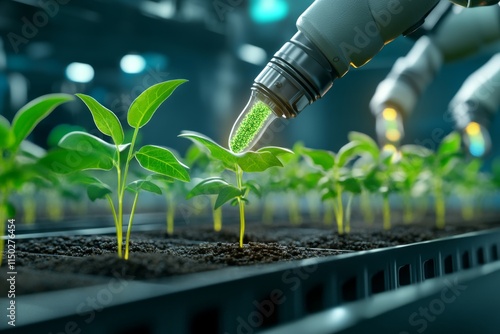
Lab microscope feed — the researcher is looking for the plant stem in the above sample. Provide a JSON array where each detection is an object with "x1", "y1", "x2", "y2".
[
  {"x1": 383, "y1": 193, "x2": 391, "y2": 230},
  {"x1": 262, "y1": 195, "x2": 274, "y2": 225},
  {"x1": 434, "y1": 177, "x2": 445, "y2": 229},
  {"x1": 210, "y1": 197, "x2": 222, "y2": 232},
  {"x1": 236, "y1": 165, "x2": 245, "y2": 248},
  {"x1": 166, "y1": 192, "x2": 175, "y2": 235},
  {"x1": 116, "y1": 127, "x2": 140, "y2": 259},
  {"x1": 323, "y1": 200, "x2": 333, "y2": 226},
  {"x1": 288, "y1": 193, "x2": 301, "y2": 225},
  {"x1": 345, "y1": 194, "x2": 354, "y2": 234},
  {"x1": 403, "y1": 192, "x2": 413, "y2": 224},
  {"x1": 460, "y1": 194, "x2": 474, "y2": 221},
  {"x1": 124, "y1": 192, "x2": 139, "y2": 260},
  {"x1": 106, "y1": 194, "x2": 121, "y2": 258},
  {"x1": 360, "y1": 188, "x2": 374, "y2": 225},
  {"x1": 335, "y1": 184, "x2": 344, "y2": 235}
]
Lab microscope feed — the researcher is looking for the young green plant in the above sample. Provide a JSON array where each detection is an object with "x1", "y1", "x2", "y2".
[
  {"x1": 41, "y1": 80, "x2": 190, "y2": 259},
  {"x1": 0, "y1": 94, "x2": 73, "y2": 266},
  {"x1": 181, "y1": 131, "x2": 292, "y2": 247},
  {"x1": 301, "y1": 140, "x2": 362, "y2": 234}
]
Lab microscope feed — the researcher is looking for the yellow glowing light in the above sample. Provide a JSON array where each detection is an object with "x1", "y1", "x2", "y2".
[
  {"x1": 382, "y1": 144, "x2": 397, "y2": 153},
  {"x1": 465, "y1": 122, "x2": 481, "y2": 136},
  {"x1": 385, "y1": 129, "x2": 401, "y2": 142},
  {"x1": 382, "y1": 108, "x2": 398, "y2": 121}
]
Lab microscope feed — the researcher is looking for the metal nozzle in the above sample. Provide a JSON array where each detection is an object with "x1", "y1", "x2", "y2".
[{"x1": 252, "y1": 31, "x2": 338, "y2": 119}]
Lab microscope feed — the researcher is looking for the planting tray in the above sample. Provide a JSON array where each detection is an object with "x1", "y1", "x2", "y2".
[{"x1": 1, "y1": 226, "x2": 500, "y2": 334}]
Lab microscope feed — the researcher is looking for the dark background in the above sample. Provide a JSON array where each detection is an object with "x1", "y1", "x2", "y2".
[{"x1": 0, "y1": 0, "x2": 499, "y2": 166}]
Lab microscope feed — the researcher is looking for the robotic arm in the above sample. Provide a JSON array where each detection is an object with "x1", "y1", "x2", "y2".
[
  {"x1": 450, "y1": 53, "x2": 500, "y2": 157},
  {"x1": 370, "y1": 4, "x2": 500, "y2": 149},
  {"x1": 229, "y1": 0, "x2": 500, "y2": 153}
]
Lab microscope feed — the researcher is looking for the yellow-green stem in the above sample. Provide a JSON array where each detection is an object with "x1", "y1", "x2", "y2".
[
  {"x1": 360, "y1": 188, "x2": 374, "y2": 225},
  {"x1": 335, "y1": 185, "x2": 344, "y2": 235},
  {"x1": 47, "y1": 190, "x2": 63, "y2": 222},
  {"x1": 124, "y1": 192, "x2": 139, "y2": 260},
  {"x1": 403, "y1": 193, "x2": 413, "y2": 224},
  {"x1": 460, "y1": 195, "x2": 474, "y2": 221},
  {"x1": 345, "y1": 194, "x2": 353, "y2": 234},
  {"x1": 116, "y1": 127, "x2": 140, "y2": 259},
  {"x1": 383, "y1": 194, "x2": 391, "y2": 230},
  {"x1": 213, "y1": 208, "x2": 222, "y2": 232},
  {"x1": 236, "y1": 166, "x2": 245, "y2": 248},
  {"x1": 166, "y1": 193, "x2": 175, "y2": 235},
  {"x1": 435, "y1": 178, "x2": 445, "y2": 229},
  {"x1": 288, "y1": 193, "x2": 301, "y2": 225},
  {"x1": 106, "y1": 195, "x2": 121, "y2": 258},
  {"x1": 262, "y1": 196, "x2": 274, "y2": 225},
  {"x1": 323, "y1": 201, "x2": 333, "y2": 226},
  {"x1": 23, "y1": 196, "x2": 36, "y2": 225}
]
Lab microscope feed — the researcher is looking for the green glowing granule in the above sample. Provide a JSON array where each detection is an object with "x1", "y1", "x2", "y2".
[{"x1": 230, "y1": 101, "x2": 272, "y2": 153}]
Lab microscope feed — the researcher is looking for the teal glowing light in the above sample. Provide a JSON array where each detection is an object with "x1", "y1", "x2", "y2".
[
  {"x1": 465, "y1": 122, "x2": 486, "y2": 157},
  {"x1": 469, "y1": 137, "x2": 485, "y2": 157},
  {"x1": 250, "y1": 0, "x2": 289, "y2": 24}
]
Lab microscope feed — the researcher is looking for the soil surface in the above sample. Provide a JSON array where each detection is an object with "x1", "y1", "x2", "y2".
[{"x1": 2, "y1": 217, "x2": 500, "y2": 295}]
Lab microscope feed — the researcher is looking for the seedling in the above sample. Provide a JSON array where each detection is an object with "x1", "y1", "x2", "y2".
[
  {"x1": 42, "y1": 80, "x2": 190, "y2": 259},
  {"x1": 0, "y1": 94, "x2": 73, "y2": 265},
  {"x1": 426, "y1": 132, "x2": 462, "y2": 228},
  {"x1": 181, "y1": 131, "x2": 292, "y2": 247},
  {"x1": 301, "y1": 140, "x2": 361, "y2": 234}
]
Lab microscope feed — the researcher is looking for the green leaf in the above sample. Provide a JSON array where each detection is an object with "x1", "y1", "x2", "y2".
[
  {"x1": 256, "y1": 146, "x2": 294, "y2": 158},
  {"x1": 40, "y1": 148, "x2": 114, "y2": 174},
  {"x1": 337, "y1": 141, "x2": 361, "y2": 167},
  {"x1": 76, "y1": 94, "x2": 124, "y2": 145},
  {"x1": 47, "y1": 124, "x2": 87, "y2": 148},
  {"x1": 126, "y1": 180, "x2": 162, "y2": 195},
  {"x1": 340, "y1": 177, "x2": 362, "y2": 194},
  {"x1": 148, "y1": 174, "x2": 176, "y2": 185},
  {"x1": 186, "y1": 177, "x2": 230, "y2": 199},
  {"x1": 215, "y1": 186, "x2": 243, "y2": 209},
  {"x1": 0, "y1": 115, "x2": 13, "y2": 149},
  {"x1": 135, "y1": 145, "x2": 190, "y2": 182},
  {"x1": 179, "y1": 131, "x2": 237, "y2": 170},
  {"x1": 59, "y1": 131, "x2": 117, "y2": 165},
  {"x1": 128, "y1": 79, "x2": 187, "y2": 128},
  {"x1": 244, "y1": 180, "x2": 262, "y2": 198},
  {"x1": 400, "y1": 144, "x2": 433, "y2": 158},
  {"x1": 11, "y1": 94, "x2": 74, "y2": 149},
  {"x1": 301, "y1": 148, "x2": 335, "y2": 171},
  {"x1": 87, "y1": 183, "x2": 112, "y2": 201},
  {"x1": 348, "y1": 131, "x2": 379, "y2": 160},
  {"x1": 437, "y1": 131, "x2": 461, "y2": 157},
  {"x1": 237, "y1": 151, "x2": 283, "y2": 172}
]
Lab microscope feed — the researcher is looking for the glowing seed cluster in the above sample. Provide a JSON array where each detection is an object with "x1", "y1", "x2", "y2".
[{"x1": 230, "y1": 101, "x2": 272, "y2": 153}]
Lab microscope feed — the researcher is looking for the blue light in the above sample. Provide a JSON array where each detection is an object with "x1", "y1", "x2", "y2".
[
  {"x1": 65, "y1": 62, "x2": 94, "y2": 83},
  {"x1": 469, "y1": 142, "x2": 485, "y2": 158},
  {"x1": 250, "y1": 0, "x2": 289, "y2": 24}
]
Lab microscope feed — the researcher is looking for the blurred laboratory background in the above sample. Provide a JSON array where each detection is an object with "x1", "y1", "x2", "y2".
[{"x1": 0, "y1": 0, "x2": 499, "y2": 165}]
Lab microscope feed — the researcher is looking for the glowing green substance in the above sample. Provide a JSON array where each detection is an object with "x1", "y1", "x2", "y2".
[{"x1": 230, "y1": 101, "x2": 272, "y2": 153}]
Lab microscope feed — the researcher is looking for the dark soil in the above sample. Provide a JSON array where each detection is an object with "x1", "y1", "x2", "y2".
[{"x1": 3, "y1": 218, "x2": 499, "y2": 295}]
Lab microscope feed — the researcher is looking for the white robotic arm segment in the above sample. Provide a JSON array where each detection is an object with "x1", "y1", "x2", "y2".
[
  {"x1": 449, "y1": 53, "x2": 500, "y2": 157},
  {"x1": 297, "y1": 0, "x2": 440, "y2": 77},
  {"x1": 433, "y1": 6, "x2": 500, "y2": 61},
  {"x1": 370, "y1": 36, "x2": 443, "y2": 117},
  {"x1": 450, "y1": 53, "x2": 500, "y2": 129}
]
